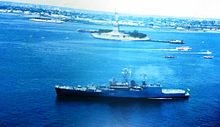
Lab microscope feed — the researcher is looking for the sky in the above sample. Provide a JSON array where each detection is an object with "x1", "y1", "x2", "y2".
[{"x1": 1, "y1": 0, "x2": 220, "y2": 19}]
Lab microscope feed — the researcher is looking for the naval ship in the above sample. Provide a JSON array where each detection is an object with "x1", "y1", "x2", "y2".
[{"x1": 55, "y1": 68, "x2": 190, "y2": 99}]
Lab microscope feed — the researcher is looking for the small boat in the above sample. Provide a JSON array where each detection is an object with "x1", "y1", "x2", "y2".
[
  {"x1": 203, "y1": 56, "x2": 214, "y2": 59},
  {"x1": 169, "y1": 40, "x2": 184, "y2": 44},
  {"x1": 176, "y1": 46, "x2": 192, "y2": 51},
  {"x1": 205, "y1": 50, "x2": 212, "y2": 55},
  {"x1": 164, "y1": 56, "x2": 175, "y2": 58}
]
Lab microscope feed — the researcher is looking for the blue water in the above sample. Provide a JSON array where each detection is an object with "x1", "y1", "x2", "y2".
[{"x1": 0, "y1": 12, "x2": 220, "y2": 127}]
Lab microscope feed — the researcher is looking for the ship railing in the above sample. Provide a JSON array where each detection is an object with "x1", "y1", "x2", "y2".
[
  {"x1": 55, "y1": 85, "x2": 74, "y2": 90},
  {"x1": 110, "y1": 85, "x2": 130, "y2": 89},
  {"x1": 74, "y1": 87, "x2": 87, "y2": 91},
  {"x1": 145, "y1": 83, "x2": 161, "y2": 87},
  {"x1": 72, "y1": 85, "x2": 87, "y2": 91},
  {"x1": 162, "y1": 89, "x2": 185, "y2": 94},
  {"x1": 130, "y1": 88, "x2": 141, "y2": 91},
  {"x1": 95, "y1": 89, "x2": 102, "y2": 93}
]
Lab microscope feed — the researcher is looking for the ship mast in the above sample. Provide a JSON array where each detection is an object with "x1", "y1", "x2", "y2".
[
  {"x1": 141, "y1": 73, "x2": 147, "y2": 85},
  {"x1": 122, "y1": 68, "x2": 131, "y2": 83}
]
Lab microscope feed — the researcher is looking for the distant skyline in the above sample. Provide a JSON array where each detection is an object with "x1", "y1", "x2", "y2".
[{"x1": 1, "y1": 0, "x2": 220, "y2": 19}]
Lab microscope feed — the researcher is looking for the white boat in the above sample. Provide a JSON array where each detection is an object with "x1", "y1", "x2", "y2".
[
  {"x1": 176, "y1": 46, "x2": 192, "y2": 51},
  {"x1": 203, "y1": 56, "x2": 214, "y2": 59},
  {"x1": 164, "y1": 56, "x2": 175, "y2": 58},
  {"x1": 29, "y1": 18, "x2": 64, "y2": 23},
  {"x1": 205, "y1": 50, "x2": 212, "y2": 55},
  {"x1": 170, "y1": 40, "x2": 184, "y2": 44}
]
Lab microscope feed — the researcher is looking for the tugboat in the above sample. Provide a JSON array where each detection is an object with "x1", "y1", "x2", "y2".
[
  {"x1": 169, "y1": 40, "x2": 184, "y2": 44},
  {"x1": 164, "y1": 56, "x2": 175, "y2": 59},
  {"x1": 203, "y1": 56, "x2": 214, "y2": 59},
  {"x1": 176, "y1": 46, "x2": 192, "y2": 51},
  {"x1": 55, "y1": 68, "x2": 190, "y2": 99}
]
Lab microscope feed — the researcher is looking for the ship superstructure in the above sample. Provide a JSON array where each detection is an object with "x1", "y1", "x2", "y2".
[{"x1": 55, "y1": 68, "x2": 190, "y2": 99}]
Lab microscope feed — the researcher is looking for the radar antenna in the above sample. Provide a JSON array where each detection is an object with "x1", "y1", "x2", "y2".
[{"x1": 122, "y1": 68, "x2": 131, "y2": 83}]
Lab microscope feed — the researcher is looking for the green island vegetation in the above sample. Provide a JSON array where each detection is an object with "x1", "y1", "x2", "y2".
[
  {"x1": 125, "y1": 30, "x2": 147, "y2": 38},
  {"x1": 96, "y1": 29, "x2": 112, "y2": 33}
]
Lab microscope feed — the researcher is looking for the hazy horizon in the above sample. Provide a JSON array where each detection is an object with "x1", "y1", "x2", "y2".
[{"x1": 1, "y1": 0, "x2": 220, "y2": 19}]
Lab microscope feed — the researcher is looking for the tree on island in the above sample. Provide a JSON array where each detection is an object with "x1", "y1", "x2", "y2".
[{"x1": 127, "y1": 30, "x2": 147, "y2": 38}]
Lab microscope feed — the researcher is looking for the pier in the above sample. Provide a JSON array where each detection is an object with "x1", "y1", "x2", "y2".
[{"x1": 147, "y1": 39, "x2": 184, "y2": 44}]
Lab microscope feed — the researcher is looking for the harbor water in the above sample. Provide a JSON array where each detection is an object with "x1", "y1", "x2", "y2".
[{"x1": 0, "y1": 12, "x2": 220, "y2": 127}]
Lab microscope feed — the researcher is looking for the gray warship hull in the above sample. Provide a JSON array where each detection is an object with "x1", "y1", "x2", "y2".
[{"x1": 55, "y1": 85, "x2": 189, "y2": 99}]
